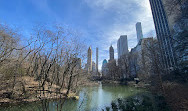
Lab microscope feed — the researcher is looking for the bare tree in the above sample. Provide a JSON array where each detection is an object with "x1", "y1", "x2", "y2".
[
  {"x1": 163, "y1": 0, "x2": 186, "y2": 18},
  {"x1": 118, "y1": 54, "x2": 130, "y2": 79},
  {"x1": 141, "y1": 38, "x2": 165, "y2": 93},
  {"x1": 107, "y1": 60, "x2": 118, "y2": 80},
  {"x1": 0, "y1": 23, "x2": 87, "y2": 101},
  {"x1": 164, "y1": 0, "x2": 188, "y2": 78}
]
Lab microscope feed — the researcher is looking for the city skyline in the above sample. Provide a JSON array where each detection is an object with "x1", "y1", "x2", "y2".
[
  {"x1": 0, "y1": 0, "x2": 156, "y2": 70},
  {"x1": 0, "y1": 0, "x2": 186, "y2": 110}
]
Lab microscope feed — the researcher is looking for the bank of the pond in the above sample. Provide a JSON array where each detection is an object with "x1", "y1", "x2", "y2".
[
  {"x1": 97, "y1": 79, "x2": 188, "y2": 111},
  {"x1": 0, "y1": 92, "x2": 76, "y2": 106},
  {"x1": 101, "y1": 79, "x2": 150, "y2": 89},
  {"x1": 1, "y1": 81, "x2": 173, "y2": 111},
  {"x1": 0, "y1": 83, "x2": 147, "y2": 111},
  {"x1": 0, "y1": 77, "x2": 99, "y2": 106}
]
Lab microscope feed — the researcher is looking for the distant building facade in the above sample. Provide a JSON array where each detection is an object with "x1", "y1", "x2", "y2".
[
  {"x1": 117, "y1": 35, "x2": 129, "y2": 59},
  {"x1": 96, "y1": 47, "x2": 99, "y2": 75},
  {"x1": 102, "y1": 59, "x2": 108, "y2": 77},
  {"x1": 136, "y1": 22, "x2": 143, "y2": 43},
  {"x1": 129, "y1": 37, "x2": 158, "y2": 78},
  {"x1": 149, "y1": 0, "x2": 176, "y2": 70},
  {"x1": 92, "y1": 61, "x2": 96, "y2": 73},
  {"x1": 87, "y1": 47, "x2": 92, "y2": 72},
  {"x1": 129, "y1": 41, "x2": 141, "y2": 77},
  {"x1": 109, "y1": 45, "x2": 114, "y2": 61}
]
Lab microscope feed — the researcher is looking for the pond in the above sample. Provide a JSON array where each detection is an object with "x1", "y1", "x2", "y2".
[{"x1": 1, "y1": 83, "x2": 165, "y2": 111}]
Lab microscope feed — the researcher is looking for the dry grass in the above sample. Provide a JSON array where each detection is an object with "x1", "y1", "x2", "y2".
[
  {"x1": 163, "y1": 82, "x2": 188, "y2": 111},
  {"x1": 0, "y1": 76, "x2": 68, "y2": 104},
  {"x1": 0, "y1": 75, "x2": 98, "y2": 105}
]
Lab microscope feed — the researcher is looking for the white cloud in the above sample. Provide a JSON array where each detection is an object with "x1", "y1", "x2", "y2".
[{"x1": 82, "y1": 0, "x2": 156, "y2": 69}]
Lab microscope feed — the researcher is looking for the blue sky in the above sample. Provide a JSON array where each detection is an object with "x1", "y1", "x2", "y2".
[{"x1": 0, "y1": 0, "x2": 156, "y2": 70}]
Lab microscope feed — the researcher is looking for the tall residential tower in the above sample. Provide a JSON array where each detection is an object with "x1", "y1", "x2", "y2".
[
  {"x1": 136, "y1": 22, "x2": 143, "y2": 43},
  {"x1": 109, "y1": 45, "x2": 114, "y2": 61},
  {"x1": 87, "y1": 47, "x2": 92, "y2": 72},
  {"x1": 117, "y1": 35, "x2": 129, "y2": 59}
]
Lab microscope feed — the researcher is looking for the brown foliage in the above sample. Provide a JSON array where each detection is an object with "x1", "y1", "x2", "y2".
[{"x1": 163, "y1": 82, "x2": 188, "y2": 111}]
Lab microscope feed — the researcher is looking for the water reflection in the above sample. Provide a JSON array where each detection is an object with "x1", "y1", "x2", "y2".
[
  {"x1": 1, "y1": 84, "x2": 144, "y2": 111},
  {"x1": 77, "y1": 83, "x2": 143, "y2": 110}
]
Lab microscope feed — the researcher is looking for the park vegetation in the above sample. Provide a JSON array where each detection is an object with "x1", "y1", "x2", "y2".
[
  {"x1": 101, "y1": 1, "x2": 188, "y2": 110},
  {"x1": 0, "y1": 23, "x2": 90, "y2": 104}
]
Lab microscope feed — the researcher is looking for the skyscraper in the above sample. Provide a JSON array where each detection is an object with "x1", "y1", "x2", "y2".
[
  {"x1": 96, "y1": 47, "x2": 98, "y2": 75},
  {"x1": 102, "y1": 59, "x2": 108, "y2": 77},
  {"x1": 117, "y1": 35, "x2": 129, "y2": 59},
  {"x1": 92, "y1": 61, "x2": 96, "y2": 72},
  {"x1": 149, "y1": 0, "x2": 176, "y2": 69},
  {"x1": 109, "y1": 45, "x2": 114, "y2": 61},
  {"x1": 136, "y1": 22, "x2": 143, "y2": 43},
  {"x1": 87, "y1": 47, "x2": 92, "y2": 72}
]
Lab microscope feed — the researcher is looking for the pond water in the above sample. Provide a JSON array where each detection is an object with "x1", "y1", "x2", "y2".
[{"x1": 0, "y1": 83, "x2": 147, "y2": 111}]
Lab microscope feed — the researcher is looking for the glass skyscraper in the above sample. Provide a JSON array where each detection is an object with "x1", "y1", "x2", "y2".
[
  {"x1": 136, "y1": 22, "x2": 143, "y2": 43},
  {"x1": 117, "y1": 35, "x2": 129, "y2": 59},
  {"x1": 149, "y1": 0, "x2": 176, "y2": 70}
]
